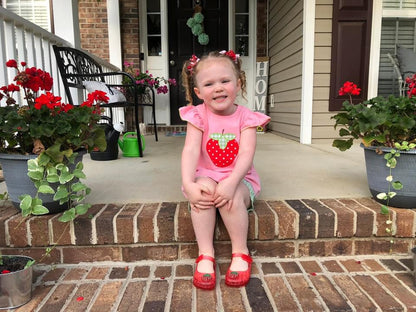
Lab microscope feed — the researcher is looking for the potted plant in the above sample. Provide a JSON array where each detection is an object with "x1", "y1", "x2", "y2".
[
  {"x1": 0, "y1": 59, "x2": 107, "y2": 217},
  {"x1": 122, "y1": 61, "x2": 176, "y2": 132},
  {"x1": 0, "y1": 59, "x2": 107, "y2": 308},
  {"x1": 123, "y1": 61, "x2": 176, "y2": 95},
  {"x1": 332, "y1": 80, "x2": 416, "y2": 209}
]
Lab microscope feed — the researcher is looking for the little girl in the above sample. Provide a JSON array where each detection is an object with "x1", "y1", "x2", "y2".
[{"x1": 180, "y1": 50, "x2": 270, "y2": 290}]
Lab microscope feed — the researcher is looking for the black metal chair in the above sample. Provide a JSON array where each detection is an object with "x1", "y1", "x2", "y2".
[{"x1": 53, "y1": 45, "x2": 158, "y2": 157}]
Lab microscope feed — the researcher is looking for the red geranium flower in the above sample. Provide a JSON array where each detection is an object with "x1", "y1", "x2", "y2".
[
  {"x1": 6, "y1": 59, "x2": 17, "y2": 68},
  {"x1": 338, "y1": 81, "x2": 361, "y2": 96},
  {"x1": 34, "y1": 92, "x2": 62, "y2": 110}
]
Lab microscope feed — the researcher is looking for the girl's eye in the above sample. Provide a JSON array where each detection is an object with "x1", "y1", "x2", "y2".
[
  {"x1": 204, "y1": 82, "x2": 213, "y2": 87},
  {"x1": 222, "y1": 79, "x2": 230, "y2": 84}
]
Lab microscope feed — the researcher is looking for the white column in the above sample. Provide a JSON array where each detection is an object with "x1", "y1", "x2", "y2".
[
  {"x1": 300, "y1": 0, "x2": 315, "y2": 144},
  {"x1": 52, "y1": 0, "x2": 80, "y2": 48},
  {"x1": 368, "y1": 0, "x2": 383, "y2": 99},
  {"x1": 107, "y1": 0, "x2": 122, "y2": 69}
]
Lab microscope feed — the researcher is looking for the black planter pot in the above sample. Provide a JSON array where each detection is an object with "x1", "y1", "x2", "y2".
[
  {"x1": 362, "y1": 145, "x2": 416, "y2": 208},
  {"x1": 0, "y1": 151, "x2": 85, "y2": 214}
]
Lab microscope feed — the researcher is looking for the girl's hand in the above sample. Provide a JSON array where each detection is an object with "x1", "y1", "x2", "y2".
[
  {"x1": 184, "y1": 182, "x2": 215, "y2": 212},
  {"x1": 214, "y1": 178, "x2": 238, "y2": 210}
]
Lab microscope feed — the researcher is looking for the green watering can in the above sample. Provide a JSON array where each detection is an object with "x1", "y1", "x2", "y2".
[{"x1": 118, "y1": 132, "x2": 145, "y2": 157}]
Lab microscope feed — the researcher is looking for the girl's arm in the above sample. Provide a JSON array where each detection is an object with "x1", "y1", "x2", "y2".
[
  {"x1": 214, "y1": 127, "x2": 257, "y2": 208},
  {"x1": 181, "y1": 123, "x2": 214, "y2": 208}
]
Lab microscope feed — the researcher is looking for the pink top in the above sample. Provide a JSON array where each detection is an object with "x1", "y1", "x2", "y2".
[{"x1": 179, "y1": 103, "x2": 270, "y2": 195}]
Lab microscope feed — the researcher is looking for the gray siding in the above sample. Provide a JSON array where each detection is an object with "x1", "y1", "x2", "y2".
[
  {"x1": 268, "y1": 0, "x2": 303, "y2": 140},
  {"x1": 311, "y1": 0, "x2": 339, "y2": 143}
]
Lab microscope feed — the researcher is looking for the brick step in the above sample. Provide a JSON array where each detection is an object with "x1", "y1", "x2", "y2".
[{"x1": 0, "y1": 198, "x2": 415, "y2": 265}]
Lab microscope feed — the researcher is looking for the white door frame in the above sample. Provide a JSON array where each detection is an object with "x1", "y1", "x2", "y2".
[{"x1": 140, "y1": 0, "x2": 257, "y2": 125}]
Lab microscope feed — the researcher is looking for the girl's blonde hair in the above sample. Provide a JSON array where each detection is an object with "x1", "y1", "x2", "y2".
[{"x1": 181, "y1": 50, "x2": 247, "y2": 105}]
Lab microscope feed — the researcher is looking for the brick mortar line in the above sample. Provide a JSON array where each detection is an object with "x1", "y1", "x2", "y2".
[
  {"x1": 265, "y1": 201, "x2": 280, "y2": 237},
  {"x1": 274, "y1": 262, "x2": 304, "y2": 310},
  {"x1": 153, "y1": 203, "x2": 162, "y2": 243},
  {"x1": 255, "y1": 260, "x2": 280, "y2": 312},
  {"x1": 90, "y1": 204, "x2": 107, "y2": 245},
  {"x1": 112, "y1": 204, "x2": 124, "y2": 244},
  {"x1": 134, "y1": 203, "x2": 144, "y2": 243},
  {"x1": 298, "y1": 258, "x2": 356, "y2": 312},
  {"x1": 112, "y1": 262, "x2": 135, "y2": 309},
  {"x1": 163, "y1": 264, "x2": 176, "y2": 312}
]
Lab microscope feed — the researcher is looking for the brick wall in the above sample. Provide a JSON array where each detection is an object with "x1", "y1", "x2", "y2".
[
  {"x1": 78, "y1": 0, "x2": 110, "y2": 61},
  {"x1": 119, "y1": 0, "x2": 141, "y2": 70},
  {"x1": 257, "y1": 0, "x2": 268, "y2": 57},
  {"x1": 1, "y1": 198, "x2": 415, "y2": 265}
]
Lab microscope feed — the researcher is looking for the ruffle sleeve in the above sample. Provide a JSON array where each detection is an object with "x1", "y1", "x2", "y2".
[
  {"x1": 241, "y1": 109, "x2": 271, "y2": 130},
  {"x1": 179, "y1": 105, "x2": 204, "y2": 130}
]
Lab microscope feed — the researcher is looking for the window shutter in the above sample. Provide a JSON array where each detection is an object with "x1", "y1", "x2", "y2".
[{"x1": 329, "y1": 0, "x2": 373, "y2": 111}]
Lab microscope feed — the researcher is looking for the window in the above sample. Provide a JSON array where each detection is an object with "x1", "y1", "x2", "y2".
[
  {"x1": 378, "y1": 0, "x2": 416, "y2": 97},
  {"x1": 235, "y1": 0, "x2": 249, "y2": 56},
  {"x1": 146, "y1": 0, "x2": 161, "y2": 56},
  {"x1": 4, "y1": 0, "x2": 51, "y2": 32}
]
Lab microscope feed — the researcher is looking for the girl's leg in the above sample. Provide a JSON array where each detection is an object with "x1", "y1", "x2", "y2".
[
  {"x1": 191, "y1": 177, "x2": 217, "y2": 273},
  {"x1": 218, "y1": 182, "x2": 251, "y2": 271}
]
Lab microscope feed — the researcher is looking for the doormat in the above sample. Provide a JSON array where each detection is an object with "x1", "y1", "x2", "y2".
[{"x1": 166, "y1": 131, "x2": 186, "y2": 137}]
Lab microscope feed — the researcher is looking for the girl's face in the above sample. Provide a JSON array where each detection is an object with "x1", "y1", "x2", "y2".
[{"x1": 193, "y1": 58, "x2": 241, "y2": 116}]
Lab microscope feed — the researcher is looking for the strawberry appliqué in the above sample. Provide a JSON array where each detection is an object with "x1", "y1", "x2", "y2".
[{"x1": 207, "y1": 131, "x2": 239, "y2": 167}]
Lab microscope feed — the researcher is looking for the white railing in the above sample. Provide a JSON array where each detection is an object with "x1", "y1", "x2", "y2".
[{"x1": 0, "y1": 6, "x2": 124, "y2": 123}]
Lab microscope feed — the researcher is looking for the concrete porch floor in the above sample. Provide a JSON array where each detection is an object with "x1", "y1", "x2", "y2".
[{"x1": 79, "y1": 132, "x2": 371, "y2": 205}]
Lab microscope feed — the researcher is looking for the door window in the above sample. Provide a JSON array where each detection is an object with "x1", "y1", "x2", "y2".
[
  {"x1": 235, "y1": 0, "x2": 249, "y2": 56},
  {"x1": 146, "y1": 0, "x2": 161, "y2": 56}
]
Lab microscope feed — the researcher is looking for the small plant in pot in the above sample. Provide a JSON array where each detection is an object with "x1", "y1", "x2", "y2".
[
  {"x1": 0, "y1": 59, "x2": 107, "y2": 218},
  {"x1": 332, "y1": 79, "x2": 416, "y2": 211}
]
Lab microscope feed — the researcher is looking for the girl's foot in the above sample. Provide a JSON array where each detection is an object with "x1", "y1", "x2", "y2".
[
  {"x1": 225, "y1": 253, "x2": 252, "y2": 287},
  {"x1": 193, "y1": 255, "x2": 216, "y2": 290}
]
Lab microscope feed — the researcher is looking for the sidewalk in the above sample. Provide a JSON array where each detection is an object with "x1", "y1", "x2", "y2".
[{"x1": 18, "y1": 254, "x2": 416, "y2": 311}]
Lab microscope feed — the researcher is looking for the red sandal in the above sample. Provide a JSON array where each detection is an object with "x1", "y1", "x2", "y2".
[
  {"x1": 225, "y1": 253, "x2": 252, "y2": 287},
  {"x1": 193, "y1": 255, "x2": 216, "y2": 290}
]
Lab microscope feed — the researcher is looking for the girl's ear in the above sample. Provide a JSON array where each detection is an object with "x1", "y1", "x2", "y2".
[
  {"x1": 237, "y1": 79, "x2": 242, "y2": 92},
  {"x1": 194, "y1": 87, "x2": 202, "y2": 99}
]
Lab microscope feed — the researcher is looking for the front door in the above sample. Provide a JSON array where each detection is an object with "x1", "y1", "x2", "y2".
[{"x1": 168, "y1": 0, "x2": 229, "y2": 124}]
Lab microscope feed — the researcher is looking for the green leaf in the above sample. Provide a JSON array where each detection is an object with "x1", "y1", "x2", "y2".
[
  {"x1": 392, "y1": 181, "x2": 403, "y2": 190},
  {"x1": 75, "y1": 203, "x2": 91, "y2": 215},
  {"x1": 338, "y1": 128, "x2": 351, "y2": 137},
  {"x1": 27, "y1": 159, "x2": 38, "y2": 171},
  {"x1": 59, "y1": 208, "x2": 76, "y2": 222},
  {"x1": 73, "y1": 169, "x2": 86, "y2": 179},
  {"x1": 332, "y1": 139, "x2": 353, "y2": 151},
  {"x1": 54, "y1": 186, "x2": 69, "y2": 201},
  {"x1": 71, "y1": 182, "x2": 87, "y2": 192},
  {"x1": 38, "y1": 185, "x2": 55, "y2": 194},
  {"x1": 27, "y1": 170, "x2": 44, "y2": 181},
  {"x1": 38, "y1": 152, "x2": 51, "y2": 166},
  {"x1": 32, "y1": 205, "x2": 49, "y2": 215},
  {"x1": 59, "y1": 172, "x2": 74, "y2": 184},
  {"x1": 24, "y1": 260, "x2": 35, "y2": 269},
  {"x1": 46, "y1": 174, "x2": 59, "y2": 183},
  {"x1": 19, "y1": 195, "x2": 32, "y2": 215},
  {"x1": 380, "y1": 205, "x2": 389, "y2": 215}
]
